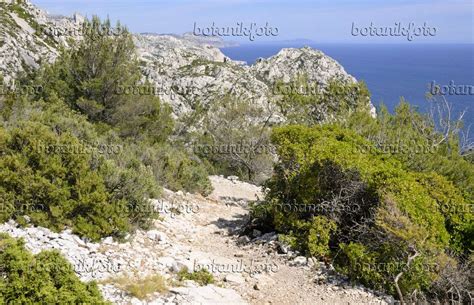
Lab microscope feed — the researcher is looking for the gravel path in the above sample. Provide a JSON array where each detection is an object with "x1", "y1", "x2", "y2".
[{"x1": 161, "y1": 176, "x2": 393, "y2": 305}]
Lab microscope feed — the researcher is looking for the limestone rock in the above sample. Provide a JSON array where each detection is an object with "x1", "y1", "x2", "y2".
[
  {"x1": 0, "y1": 1, "x2": 375, "y2": 120},
  {"x1": 170, "y1": 285, "x2": 248, "y2": 305}
]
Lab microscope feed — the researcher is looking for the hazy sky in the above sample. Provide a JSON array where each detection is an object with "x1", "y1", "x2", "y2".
[{"x1": 31, "y1": 0, "x2": 473, "y2": 43}]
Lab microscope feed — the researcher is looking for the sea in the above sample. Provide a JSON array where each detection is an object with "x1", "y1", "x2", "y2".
[{"x1": 221, "y1": 43, "x2": 474, "y2": 129}]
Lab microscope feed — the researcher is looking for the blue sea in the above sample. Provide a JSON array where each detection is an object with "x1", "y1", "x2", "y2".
[{"x1": 221, "y1": 43, "x2": 474, "y2": 128}]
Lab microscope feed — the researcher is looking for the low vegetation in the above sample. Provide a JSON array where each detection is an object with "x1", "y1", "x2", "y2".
[
  {"x1": 104, "y1": 274, "x2": 168, "y2": 300},
  {"x1": 250, "y1": 99, "x2": 473, "y2": 302},
  {"x1": 0, "y1": 17, "x2": 211, "y2": 242},
  {"x1": 177, "y1": 267, "x2": 215, "y2": 286},
  {"x1": 0, "y1": 233, "x2": 108, "y2": 304}
]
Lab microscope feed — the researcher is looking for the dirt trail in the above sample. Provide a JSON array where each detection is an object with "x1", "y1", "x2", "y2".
[{"x1": 159, "y1": 176, "x2": 392, "y2": 305}]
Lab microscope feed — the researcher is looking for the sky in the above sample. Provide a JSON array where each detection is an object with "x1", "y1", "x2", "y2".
[{"x1": 31, "y1": 0, "x2": 473, "y2": 43}]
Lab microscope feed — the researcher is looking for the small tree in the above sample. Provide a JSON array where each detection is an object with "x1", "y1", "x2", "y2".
[
  {"x1": 197, "y1": 95, "x2": 275, "y2": 183},
  {"x1": 425, "y1": 91, "x2": 474, "y2": 165},
  {"x1": 35, "y1": 16, "x2": 172, "y2": 144}
]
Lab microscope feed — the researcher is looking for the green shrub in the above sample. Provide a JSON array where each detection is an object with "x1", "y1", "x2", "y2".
[
  {"x1": 335, "y1": 242, "x2": 386, "y2": 291},
  {"x1": 274, "y1": 76, "x2": 371, "y2": 125},
  {"x1": 307, "y1": 216, "x2": 337, "y2": 258},
  {"x1": 20, "y1": 16, "x2": 209, "y2": 197},
  {"x1": 345, "y1": 102, "x2": 474, "y2": 203},
  {"x1": 0, "y1": 121, "x2": 159, "y2": 241},
  {"x1": 252, "y1": 124, "x2": 471, "y2": 301},
  {"x1": 35, "y1": 17, "x2": 138, "y2": 121},
  {"x1": 0, "y1": 233, "x2": 108, "y2": 304},
  {"x1": 415, "y1": 172, "x2": 473, "y2": 252},
  {"x1": 139, "y1": 143, "x2": 212, "y2": 195},
  {"x1": 32, "y1": 17, "x2": 174, "y2": 145},
  {"x1": 177, "y1": 267, "x2": 215, "y2": 286}
]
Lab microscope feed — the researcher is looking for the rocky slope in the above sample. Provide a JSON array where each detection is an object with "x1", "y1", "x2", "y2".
[
  {"x1": 0, "y1": 0, "x2": 83, "y2": 83},
  {"x1": 136, "y1": 37, "x2": 366, "y2": 117},
  {"x1": 0, "y1": 176, "x2": 394, "y2": 305},
  {"x1": 0, "y1": 0, "x2": 374, "y2": 117}
]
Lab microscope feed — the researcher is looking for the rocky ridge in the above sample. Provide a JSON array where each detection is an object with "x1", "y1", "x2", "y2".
[
  {"x1": 0, "y1": 0, "x2": 84, "y2": 83},
  {"x1": 134, "y1": 36, "x2": 367, "y2": 116},
  {"x1": 0, "y1": 0, "x2": 375, "y2": 117}
]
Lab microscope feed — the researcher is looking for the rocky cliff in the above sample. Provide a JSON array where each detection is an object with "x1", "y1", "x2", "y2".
[
  {"x1": 0, "y1": 0, "x2": 84, "y2": 83},
  {"x1": 0, "y1": 0, "x2": 374, "y2": 117}
]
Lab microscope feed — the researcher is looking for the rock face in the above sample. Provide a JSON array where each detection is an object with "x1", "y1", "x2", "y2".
[
  {"x1": 134, "y1": 36, "x2": 371, "y2": 117},
  {"x1": 0, "y1": 0, "x2": 82, "y2": 83},
  {"x1": 251, "y1": 47, "x2": 355, "y2": 85},
  {"x1": 0, "y1": 0, "x2": 375, "y2": 118}
]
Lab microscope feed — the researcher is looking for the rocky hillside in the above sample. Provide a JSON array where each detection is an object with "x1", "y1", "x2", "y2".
[
  {"x1": 0, "y1": 0, "x2": 83, "y2": 83},
  {"x1": 0, "y1": 0, "x2": 374, "y2": 117}
]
